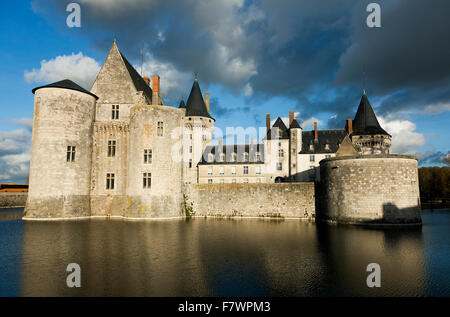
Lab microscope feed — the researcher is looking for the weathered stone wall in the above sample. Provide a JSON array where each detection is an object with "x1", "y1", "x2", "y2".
[
  {"x1": 184, "y1": 183, "x2": 315, "y2": 219},
  {"x1": 25, "y1": 88, "x2": 96, "y2": 219},
  {"x1": 0, "y1": 193, "x2": 27, "y2": 209},
  {"x1": 318, "y1": 155, "x2": 421, "y2": 225}
]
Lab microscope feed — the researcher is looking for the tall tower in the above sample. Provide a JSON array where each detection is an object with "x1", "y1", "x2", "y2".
[
  {"x1": 288, "y1": 111, "x2": 302, "y2": 181},
  {"x1": 350, "y1": 92, "x2": 391, "y2": 154},
  {"x1": 25, "y1": 80, "x2": 97, "y2": 218},
  {"x1": 182, "y1": 74, "x2": 215, "y2": 184}
]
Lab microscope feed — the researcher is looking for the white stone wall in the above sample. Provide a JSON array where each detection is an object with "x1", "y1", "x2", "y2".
[{"x1": 25, "y1": 88, "x2": 96, "y2": 218}]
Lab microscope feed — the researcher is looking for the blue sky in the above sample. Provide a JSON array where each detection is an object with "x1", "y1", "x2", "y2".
[{"x1": 0, "y1": 0, "x2": 449, "y2": 183}]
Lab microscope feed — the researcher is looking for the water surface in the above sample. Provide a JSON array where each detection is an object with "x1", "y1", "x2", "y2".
[{"x1": 0, "y1": 209, "x2": 449, "y2": 296}]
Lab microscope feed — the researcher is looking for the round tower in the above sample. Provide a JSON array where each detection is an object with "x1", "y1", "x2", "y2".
[
  {"x1": 24, "y1": 80, "x2": 98, "y2": 219},
  {"x1": 318, "y1": 155, "x2": 422, "y2": 226},
  {"x1": 126, "y1": 105, "x2": 184, "y2": 218}
]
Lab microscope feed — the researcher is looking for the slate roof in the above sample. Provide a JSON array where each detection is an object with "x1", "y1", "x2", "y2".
[
  {"x1": 120, "y1": 52, "x2": 153, "y2": 104},
  {"x1": 289, "y1": 119, "x2": 302, "y2": 129},
  {"x1": 299, "y1": 130, "x2": 347, "y2": 154},
  {"x1": 265, "y1": 117, "x2": 290, "y2": 140},
  {"x1": 179, "y1": 98, "x2": 186, "y2": 108},
  {"x1": 32, "y1": 79, "x2": 99, "y2": 99},
  {"x1": 198, "y1": 144, "x2": 265, "y2": 165},
  {"x1": 352, "y1": 93, "x2": 390, "y2": 136},
  {"x1": 185, "y1": 77, "x2": 214, "y2": 120}
]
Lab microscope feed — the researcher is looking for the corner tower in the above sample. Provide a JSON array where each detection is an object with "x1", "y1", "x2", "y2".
[
  {"x1": 25, "y1": 80, "x2": 98, "y2": 219},
  {"x1": 349, "y1": 91, "x2": 391, "y2": 154},
  {"x1": 182, "y1": 74, "x2": 215, "y2": 184}
]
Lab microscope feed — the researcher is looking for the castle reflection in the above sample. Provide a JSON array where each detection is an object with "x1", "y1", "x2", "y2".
[{"x1": 19, "y1": 218, "x2": 427, "y2": 296}]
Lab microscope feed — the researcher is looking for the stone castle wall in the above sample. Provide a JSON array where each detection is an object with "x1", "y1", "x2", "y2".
[
  {"x1": 318, "y1": 155, "x2": 421, "y2": 225},
  {"x1": 184, "y1": 183, "x2": 315, "y2": 219},
  {"x1": 25, "y1": 88, "x2": 96, "y2": 219},
  {"x1": 0, "y1": 193, "x2": 28, "y2": 209}
]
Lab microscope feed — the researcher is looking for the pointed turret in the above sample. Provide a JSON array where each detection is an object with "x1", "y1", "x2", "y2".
[
  {"x1": 266, "y1": 117, "x2": 290, "y2": 140},
  {"x1": 352, "y1": 92, "x2": 390, "y2": 136},
  {"x1": 185, "y1": 74, "x2": 214, "y2": 120},
  {"x1": 179, "y1": 97, "x2": 186, "y2": 108}
]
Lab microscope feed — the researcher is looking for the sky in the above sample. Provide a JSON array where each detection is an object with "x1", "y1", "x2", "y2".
[{"x1": 0, "y1": 0, "x2": 449, "y2": 183}]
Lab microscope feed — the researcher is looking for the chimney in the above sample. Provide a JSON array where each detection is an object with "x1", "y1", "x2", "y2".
[
  {"x1": 289, "y1": 111, "x2": 294, "y2": 126},
  {"x1": 218, "y1": 138, "x2": 223, "y2": 149},
  {"x1": 250, "y1": 138, "x2": 253, "y2": 145},
  {"x1": 152, "y1": 75, "x2": 160, "y2": 105},
  {"x1": 205, "y1": 92, "x2": 210, "y2": 113},
  {"x1": 346, "y1": 119, "x2": 353, "y2": 135},
  {"x1": 143, "y1": 76, "x2": 150, "y2": 86},
  {"x1": 314, "y1": 122, "x2": 318, "y2": 140},
  {"x1": 266, "y1": 114, "x2": 271, "y2": 133}
]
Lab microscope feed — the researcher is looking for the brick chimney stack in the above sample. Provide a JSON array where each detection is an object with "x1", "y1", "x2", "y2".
[
  {"x1": 205, "y1": 92, "x2": 210, "y2": 113},
  {"x1": 289, "y1": 111, "x2": 294, "y2": 126},
  {"x1": 152, "y1": 75, "x2": 160, "y2": 105},
  {"x1": 346, "y1": 119, "x2": 353, "y2": 135},
  {"x1": 218, "y1": 138, "x2": 223, "y2": 150},
  {"x1": 143, "y1": 76, "x2": 150, "y2": 86},
  {"x1": 314, "y1": 122, "x2": 318, "y2": 140},
  {"x1": 266, "y1": 114, "x2": 271, "y2": 133}
]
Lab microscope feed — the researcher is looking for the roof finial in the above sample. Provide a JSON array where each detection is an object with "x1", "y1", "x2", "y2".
[
  {"x1": 194, "y1": 71, "x2": 198, "y2": 82},
  {"x1": 114, "y1": 36, "x2": 117, "y2": 45},
  {"x1": 363, "y1": 65, "x2": 366, "y2": 95}
]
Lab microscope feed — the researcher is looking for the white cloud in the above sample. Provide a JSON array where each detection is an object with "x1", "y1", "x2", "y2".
[
  {"x1": 422, "y1": 102, "x2": 450, "y2": 115},
  {"x1": 378, "y1": 117, "x2": 425, "y2": 154},
  {"x1": 0, "y1": 128, "x2": 32, "y2": 183},
  {"x1": 301, "y1": 117, "x2": 322, "y2": 130},
  {"x1": 24, "y1": 52, "x2": 100, "y2": 90},
  {"x1": 243, "y1": 83, "x2": 253, "y2": 97},
  {"x1": 139, "y1": 52, "x2": 191, "y2": 105}
]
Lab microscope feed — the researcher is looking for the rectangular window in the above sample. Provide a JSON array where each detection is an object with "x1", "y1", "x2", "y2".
[
  {"x1": 243, "y1": 166, "x2": 249, "y2": 175},
  {"x1": 106, "y1": 173, "x2": 115, "y2": 190},
  {"x1": 208, "y1": 179, "x2": 213, "y2": 184},
  {"x1": 189, "y1": 134, "x2": 192, "y2": 140},
  {"x1": 189, "y1": 159, "x2": 192, "y2": 168},
  {"x1": 203, "y1": 134, "x2": 207, "y2": 141},
  {"x1": 277, "y1": 162, "x2": 282, "y2": 171},
  {"x1": 325, "y1": 154, "x2": 331, "y2": 159},
  {"x1": 143, "y1": 172, "x2": 151, "y2": 189},
  {"x1": 66, "y1": 146, "x2": 76, "y2": 162},
  {"x1": 108, "y1": 140, "x2": 116, "y2": 157},
  {"x1": 256, "y1": 166, "x2": 261, "y2": 175},
  {"x1": 219, "y1": 167, "x2": 224, "y2": 175},
  {"x1": 144, "y1": 149, "x2": 152, "y2": 164},
  {"x1": 189, "y1": 146, "x2": 192, "y2": 153},
  {"x1": 208, "y1": 167, "x2": 213, "y2": 175},
  {"x1": 112, "y1": 105, "x2": 119, "y2": 120},
  {"x1": 310, "y1": 155, "x2": 315, "y2": 162},
  {"x1": 231, "y1": 167, "x2": 236, "y2": 175},
  {"x1": 157, "y1": 121, "x2": 164, "y2": 136}
]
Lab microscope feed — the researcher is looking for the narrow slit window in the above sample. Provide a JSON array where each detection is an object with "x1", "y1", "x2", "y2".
[
  {"x1": 157, "y1": 121, "x2": 164, "y2": 136},
  {"x1": 112, "y1": 105, "x2": 120, "y2": 120},
  {"x1": 108, "y1": 140, "x2": 116, "y2": 157},
  {"x1": 144, "y1": 149, "x2": 152, "y2": 164},
  {"x1": 143, "y1": 172, "x2": 151, "y2": 189},
  {"x1": 106, "y1": 173, "x2": 115, "y2": 190},
  {"x1": 67, "y1": 146, "x2": 76, "y2": 162}
]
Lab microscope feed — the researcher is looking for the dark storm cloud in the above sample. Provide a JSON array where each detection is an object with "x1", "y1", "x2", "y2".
[{"x1": 32, "y1": 0, "x2": 450, "y2": 126}]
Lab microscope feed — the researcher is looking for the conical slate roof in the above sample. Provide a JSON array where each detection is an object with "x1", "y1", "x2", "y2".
[
  {"x1": 352, "y1": 92, "x2": 390, "y2": 136},
  {"x1": 32, "y1": 79, "x2": 98, "y2": 99},
  {"x1": 179, "y1": 98, "x2": 186, "y2": 108},
  {"x1": 185, "y1": 76, "x2": 214, "y2": 120},
  {"x1": 266, "y1": 117, "x2": 290, "y2": 140}
]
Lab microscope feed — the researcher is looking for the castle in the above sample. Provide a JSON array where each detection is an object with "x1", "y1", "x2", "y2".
[{"x1": 24, "y1": 40, "x2": 421, "y2": 225}]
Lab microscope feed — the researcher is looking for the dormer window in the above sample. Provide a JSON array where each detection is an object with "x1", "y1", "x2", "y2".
[
  {"x1": 325, "y1": 143, "x2": 330, "y2": 150},
  {"x1": 231, "y1": 152, "x2": 237, "y2": 162},
  {"x1": 244, "y1": 152, "x2": 249, "y2": 161},
  {"x1": 219, "y1": 153, "x2": 225, "y2": 162},
  {"x1": 208, "y1": 154, "x2": 214, "y2": 162},
  {"x1": 255, "y1": 152, "x2": 261, "y2": 161},
  {"x1": 309, "y1": 144, "x2": 314, "y2": 151}
]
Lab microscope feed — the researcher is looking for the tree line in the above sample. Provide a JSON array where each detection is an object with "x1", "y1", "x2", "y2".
[{"x1": 418, "y1": 167, "x2": 449, "y2": 202}]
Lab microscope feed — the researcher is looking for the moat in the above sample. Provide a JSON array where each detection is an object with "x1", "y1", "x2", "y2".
[{"x1": 0, "y1": 209, "x2": 448, "y2": 296}]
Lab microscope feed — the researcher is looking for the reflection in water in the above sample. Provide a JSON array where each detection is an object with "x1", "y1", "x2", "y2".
[{"x1": 0, "y1": 210, "x2": 446, "y2": 296}]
